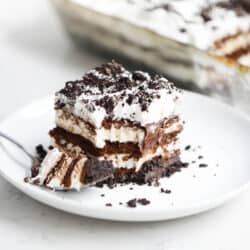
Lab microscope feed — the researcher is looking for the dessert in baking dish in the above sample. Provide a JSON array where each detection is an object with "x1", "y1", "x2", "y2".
[{"x1": 52, "y1": 0, "x2": 250, "y2": 82}]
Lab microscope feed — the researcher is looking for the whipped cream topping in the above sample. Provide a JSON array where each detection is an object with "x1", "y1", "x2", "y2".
[
  {"x1": 70, "y1": 0, "x2": 250, "y2": 52},
  {"x1": 55, "y1": 61, "x2": 182, "y2": 129}
]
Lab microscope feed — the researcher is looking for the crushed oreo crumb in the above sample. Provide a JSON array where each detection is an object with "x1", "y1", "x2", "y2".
[
  {"x1": 100, "y1": 194, "x2": 105, "y2": 197},
  {"x1": 137, "y1": 198, "x2": 150, "y2": 206},
  {"x1": 24, "y1": 177, "x2": 29, "y2": 183},
  {"x1": 181, "y1": 162, "x2": 189, "y2": 168},
  {"x1": 179, "y1": 27, "x2": 186, "y2": 33},
  {"x1": 185, "y1": 145, "x2": 191, "y2": 151},
  {"x1": 35, "y1": 144, "x2": 47, "y2": 162},
  {"x1": 199, "y1": 163, "x2": 208, "y2": 168},
  {"x1": 127, "y1": 199, "x2": 137, "y2": 208},
  {"x1": 29, "y1": 144, "x2": 48, "y2": 178},
  {"x1": 201, "y1": 7, "x2": 212, "y2": 22},
  {"x1": 127, "y1": 198, "x2": 151, "y2": 207},
  {"x1": 105, "y1": 203, "x2": 112, "y2": 207},
  {"x1": 160, "y1": 188, "x2": 171, "y2": 194},
  {"x1": 95, "y1": 182, "x2": 104, "y2": 188}
]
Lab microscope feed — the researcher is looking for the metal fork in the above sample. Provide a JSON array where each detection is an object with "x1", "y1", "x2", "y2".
[{"x1": 0, "y1": 131, "x2": 40, "y2": 170}]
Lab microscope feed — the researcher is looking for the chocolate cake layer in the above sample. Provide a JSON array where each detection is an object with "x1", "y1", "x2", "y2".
[
  {"x1": 50, "y1": 126, "x2": 180, "y2": 159},
  {"x1": 50, "y1": 127, "x2": 141, "y2": 157}
]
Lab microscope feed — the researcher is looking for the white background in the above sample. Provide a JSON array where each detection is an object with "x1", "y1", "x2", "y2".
[{"x1": 1, "y1": 1, "x2": 250, "y2": 249}]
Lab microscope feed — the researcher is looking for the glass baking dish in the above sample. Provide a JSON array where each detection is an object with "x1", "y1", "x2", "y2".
[{"x1": 51, "y1": 0, "x2": 250, "y2": 115}]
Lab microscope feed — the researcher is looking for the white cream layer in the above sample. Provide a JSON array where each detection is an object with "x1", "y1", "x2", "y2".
[{"x1": 56, "y1": 109, "x2": 145, "y2": 148}]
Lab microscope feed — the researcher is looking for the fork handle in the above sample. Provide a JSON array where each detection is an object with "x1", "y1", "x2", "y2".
[{"x1": 0, "y1": 131, "x2": 35, "y2": 160}]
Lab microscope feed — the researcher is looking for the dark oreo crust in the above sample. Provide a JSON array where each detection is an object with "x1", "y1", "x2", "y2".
[
  {"x1": 84, "y1": 157, "x2": 114, "y2": 184},
  {"x1": 97, "y1": 155, "x2": 186, "y2": 186}
]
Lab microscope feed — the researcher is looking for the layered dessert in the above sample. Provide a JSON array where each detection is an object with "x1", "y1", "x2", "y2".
[
  {"x1": 28, "y1": 148, "x2": 114, "y2": 190},
  {"x1": 28, "y1": 61, "x2": 184, "y2": 189},
  {"x1": 49, "y1": 61, "x2": 183, "y2": 185}
]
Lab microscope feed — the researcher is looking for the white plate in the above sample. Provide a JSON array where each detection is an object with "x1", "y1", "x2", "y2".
[{"x1": 0, "y1": 92, "x2": 250, "y2": 222}]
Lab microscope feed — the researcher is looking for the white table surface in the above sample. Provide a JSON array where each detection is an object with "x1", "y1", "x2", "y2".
[{"x1": 1, "y1": 1, "x2": 250, "y2": 249}]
